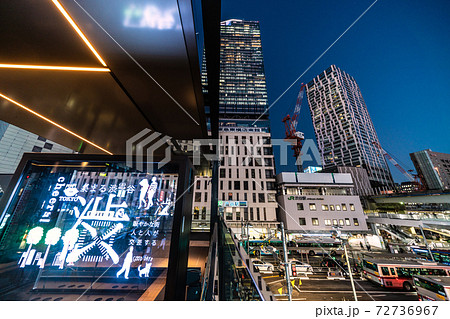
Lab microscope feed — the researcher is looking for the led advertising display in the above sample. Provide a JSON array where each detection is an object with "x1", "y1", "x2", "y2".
[{"x1": 0, "y1": 159, "x2": 178, "y2": 300}]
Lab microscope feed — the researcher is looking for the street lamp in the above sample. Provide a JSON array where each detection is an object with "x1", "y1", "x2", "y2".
[{"x1": 332, "y1": 225, "x2": 358, "y2": 301}]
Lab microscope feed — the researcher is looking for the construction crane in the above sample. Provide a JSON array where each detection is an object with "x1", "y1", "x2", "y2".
[
  {"x1": 372, "y1": 141, "x2": 423, "y2": 189},
  {"x1": 282, "y1": 83, "x2": 306, "y2": 172}
]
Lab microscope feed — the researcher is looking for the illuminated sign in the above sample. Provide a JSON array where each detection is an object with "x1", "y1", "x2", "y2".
[
  {"x1": 40, "y1": 176, "x2": 67, "y2": 223},
  {"x1": 17, "y1": 173, "x2": 176, "y2": 282},
  {"x1": 304, "y1": 166, "x2": 323, "y2": 174},
  {"x1": 218, "y1": 201, "x2": 247, "y2": 208}
]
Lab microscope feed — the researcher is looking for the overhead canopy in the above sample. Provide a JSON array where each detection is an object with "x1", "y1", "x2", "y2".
[{"x1": 0, "y1": 0, "x2": 206, "y2": 155}]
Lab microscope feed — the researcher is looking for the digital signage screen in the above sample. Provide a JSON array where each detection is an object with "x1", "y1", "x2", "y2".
[{"x1": 0, "y1": 156, "x2": 179, "y2": 301}]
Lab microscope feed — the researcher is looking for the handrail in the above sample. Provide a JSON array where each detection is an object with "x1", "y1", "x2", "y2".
[
  {"x1": 200, "y1": 224, "x2": 217, "y2": 301},
  {"x1": 225, "y1": 225, "x2": 266, "y2": 300}
]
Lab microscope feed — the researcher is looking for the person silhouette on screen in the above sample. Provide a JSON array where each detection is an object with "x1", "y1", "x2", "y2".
[
  {"x1": 146, "y1": 177, "x2": 158, "y2": 209},
  {"x1": 138, "y1": 179, "x2": 149, "y2": 209},
  {"x1": 116, "y1": 246, "x2": 134, "y2": 279}
]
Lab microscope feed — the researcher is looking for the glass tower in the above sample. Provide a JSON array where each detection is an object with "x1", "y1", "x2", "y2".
[
  {"x1": 218, "y1": 19, "x2": 269, "y2": 128},
  {"x1": 306, "y1": 65, "x2": 393, "y2": 188}
]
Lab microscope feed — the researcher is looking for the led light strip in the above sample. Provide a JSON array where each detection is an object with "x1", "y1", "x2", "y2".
[
  {"x1": 0, "y1": 64, "x2": 110, "y2": 72},
  {"x1": 0, "y1": 93, "x2": 113, "y2": 155},
  {"x1": 52, "y1": 0, "x2": 107, "y2": 67}
]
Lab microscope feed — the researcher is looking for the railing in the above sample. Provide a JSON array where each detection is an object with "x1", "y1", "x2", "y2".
[
  {"x1": 367, "y1": 212, "x2": 450, "y2": 222},
  {"x1": 200, "y1": 224, "x2": 217, "y2": 301},
  {"x1": 201, "y1": 219, "x2": 272, "y2": 301}
]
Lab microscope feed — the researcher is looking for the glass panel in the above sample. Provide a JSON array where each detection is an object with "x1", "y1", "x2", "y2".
[
  {"x1": 220, "y1": 221, "x2": 263, "y2": 300},
  {"x1": 381, "y1": 267, "x2": 390, "y2": 276}
]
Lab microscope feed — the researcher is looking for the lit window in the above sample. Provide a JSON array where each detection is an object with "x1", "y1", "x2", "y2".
[
  {"x1": 312, "y1": 218, "x2": 319, "y2": 226},
  {"x1": 193, "y1": 207, "x2": 200, "y2": 220},
  {"x1": 350, "y1": 204, "x2": 355, "y2": 211},
  {"x1": 309, "y1": 203, "x2": 316, "y2": 211},
  {"x1": 324, "y1": 219, "x2": 331, "y2": 226},
  {"x1": 353, "y1": 218, "x2": 359, "y2": 226},
  {"x1": 321, "y1": 204, "x2": 329, "y2": 211}
]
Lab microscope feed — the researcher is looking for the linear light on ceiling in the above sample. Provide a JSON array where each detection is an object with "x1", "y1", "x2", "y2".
[
  {"x1": 52, "y1": 0, "x2": 107, "y2": 67},
  {"x1": 0, "y1": 93, "x2": 113, "y2": 155},
  {"x1": 0, "y1": 64, "x2": 110, "y2": 72}
]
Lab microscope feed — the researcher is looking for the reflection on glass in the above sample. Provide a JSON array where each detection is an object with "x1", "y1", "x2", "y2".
[{"x1": 123, "y1": 2, "x2": 180, "y2": 30}]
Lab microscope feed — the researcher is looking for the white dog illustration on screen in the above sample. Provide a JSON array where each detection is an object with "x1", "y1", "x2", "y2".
[{"x1": 138, "y1": 260, "x2": 153, "y2": 277}]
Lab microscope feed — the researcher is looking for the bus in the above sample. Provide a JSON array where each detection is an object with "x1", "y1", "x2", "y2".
[
  {"x1": 413, "y1": 275, "x2": 450, "y2": 301},
  {"x1": 295, "y1": 237, "x2": 343, "y2": 256},
  {"x1": 411, "y1": 247, "x2": 450, "y2": 266},
  {"x1": 247, "y1": 239, "x2": 279, "y2": 257},
  {"x1": 361, "y1": 258, "x2": 450, "y2": 291}
]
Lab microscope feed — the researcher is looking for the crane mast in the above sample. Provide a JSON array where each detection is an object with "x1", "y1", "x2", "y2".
[
  {"x1": 282, "y1": 84, "x2": 306, "y2": 172},
  {"x1": 372, "y1": 141, "x2": 423, "y2": 190}
]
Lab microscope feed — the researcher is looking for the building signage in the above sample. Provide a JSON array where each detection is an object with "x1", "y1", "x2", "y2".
[
  {"x1": 218, "y1": 201, "x2": 247, "y2": 207},
  {"x1": 287, "y1": 196, "x2": 324, "y2": 201},
  {"x1": 287, "y1": 196, "x2": 306, "y2": 201}
]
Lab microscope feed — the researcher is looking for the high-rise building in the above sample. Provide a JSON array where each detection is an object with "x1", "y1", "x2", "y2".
[
  {"x1": 410, "y1": 149, "x2": 450, "y2": 191},
  {"x1": 191, "y1": 19, "x2": 278, "y2": 235},
  {"x1": 218, "y1": 19, "x2": 269, "y2": 128},
  {"x1": 306, "y1": 65, "x2": 393, "y2": 189}
]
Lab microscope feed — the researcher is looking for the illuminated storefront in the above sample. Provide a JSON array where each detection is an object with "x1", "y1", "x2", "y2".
[{"x1": 0, "y1": 154, "x2": 192, "y2": 301}]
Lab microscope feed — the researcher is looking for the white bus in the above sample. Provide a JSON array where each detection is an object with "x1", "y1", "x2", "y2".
[
  {"x1": 361, "y1": 258, "x2": 450, "y2": 291},
  {"x1": 413, "y1": 275, "x2": 450, "y2": 301},
  {"x1": 294, "y1": 237, "x2": 343, "y2": 256}
]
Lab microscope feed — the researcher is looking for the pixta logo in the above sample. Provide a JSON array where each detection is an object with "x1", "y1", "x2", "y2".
[{"x1": 126, "y1": 128, "x2": 172, "y2": 173}]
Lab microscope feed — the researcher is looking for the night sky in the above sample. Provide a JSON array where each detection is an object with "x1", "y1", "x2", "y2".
[{"x1": 221, "y1": 0, "x2": 450, "y2": 183}]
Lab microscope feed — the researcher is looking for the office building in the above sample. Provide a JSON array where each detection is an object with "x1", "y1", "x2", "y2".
[
  {"x1": 218, "y1": 19, "x2": 269, "y2": 127},
  {"x1": 192, "y1": 126, "x2": 278, "y2": 233},
  {"x1": 306, "y1": 65, "x2": 393, "y2": 189},
  {"x1": 192, "y1": 19, "x2": 277, "y2": 234},
  {"x1": 276, "y1": 172, "x2": 368, "y2": 233},
  {"x1": 410, "y1": 149, "x2": 450, "y2": 191}
]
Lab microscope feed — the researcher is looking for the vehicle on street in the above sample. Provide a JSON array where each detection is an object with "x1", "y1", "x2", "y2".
[
  {"x1": 251, "y1": 259, "x2": 274, "y2": 272},
  {"x1": 413, "y1": 275, "x2": 450, "y2": 301},
  {"x1": 411, "y1": 247, "x2": 450, "y2": 266},
  {"x1": 295, "y1": 237, "x2": 343, "y2": 256},
  {"x1": 361, "y1": 257, "x2": 450, "y2": 291},
  {"x1": 290, "y1": 259, "x2": 313, "y2": 272}
]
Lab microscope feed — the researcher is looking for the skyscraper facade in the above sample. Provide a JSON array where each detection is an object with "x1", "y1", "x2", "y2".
[
  {"x1": 218, "y1": 19, "x2": 269, "y2": 128},
  {"x1": 306, "y1": 65, "x2": 393, "y2": 188},
  {"x1": 410, "y1": 149, "x2": 450, "y2": 191},
  {"x1": 192, "y1": 19, "x2": 278, "y2": 235}
]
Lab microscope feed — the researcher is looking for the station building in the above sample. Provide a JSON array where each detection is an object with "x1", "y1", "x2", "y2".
[{"x1": 276, "y1": 172, "x2": 369, "y2": 235}]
